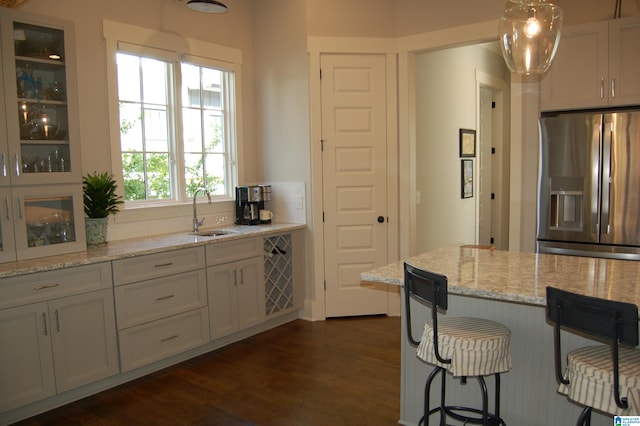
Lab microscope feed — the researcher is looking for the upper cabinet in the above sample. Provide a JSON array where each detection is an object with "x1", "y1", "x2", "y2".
[
  {"x1": 0, "y1": 12, "x2": 86, "y2": 261},
  {"x1": 1, "y1": 12, "x2": 81, "y2": 185},
  {"x1": 540, "y1": 16, "x2": 640, "y2": 111}
]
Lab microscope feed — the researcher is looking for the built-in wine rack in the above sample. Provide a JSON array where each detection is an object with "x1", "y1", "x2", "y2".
[{"x1": 264, "y1": 234, "x2": 293, "y2": 315}]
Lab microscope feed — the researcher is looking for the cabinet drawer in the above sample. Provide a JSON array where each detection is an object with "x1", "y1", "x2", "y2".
[
  {"x1": 0, "y1": 263, "x2": 112, "y2": 309},
  {"x1": 112, "y1": 247, "x2": 205, "y2": 286},
  {"x1": 118, "y1": 307, "x2": 209, "y2": 372},
  {"x1": 206, "y1": 237, "x2": 261, "y2": 266},
  {"x1": 114, "y1": 269, "x2": 207, "y2": 329}
]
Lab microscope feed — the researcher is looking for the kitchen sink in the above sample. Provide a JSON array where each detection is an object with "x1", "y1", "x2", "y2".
[{"x1": 191, "y1": 229, "x2": 235, "y2": 237}]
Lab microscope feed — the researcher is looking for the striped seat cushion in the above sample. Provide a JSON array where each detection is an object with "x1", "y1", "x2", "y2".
[
  {"x1": 416, "y1": 317, "x2": 512, "y2": 377},
  {"x1": 558, "y1": 345, "x2": 640, "y2": 416}
]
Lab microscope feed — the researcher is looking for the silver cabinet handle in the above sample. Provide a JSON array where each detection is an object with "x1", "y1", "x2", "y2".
[
  {"x1": 154, "y1": 262, "x2": 173, "y2": 268},
  {"x1": 54, "y1": 309, "x2": 60, "y2": 332},
  {"x1": 160, "y1": 334, "x2": 178, "y2": 342},
  {"x1": 4, "y1": 197, "x2": 9, "y2": 221},
  {"x1": 611, "y1": 77, "x2": 616, "y2": 98},
  {"x1": 233, "y1": 269, "x2": 238, "y2": 286},
  {"x1": 239, "y1": 269, "x2": 244, "y2": 285},
  {"x1": 600, "y1": 77, "x2": 605, "y2": 99},
  {"x1": 1, "y1": 152, "x2": 6, "y2": 177},
  {"x1": 42, "y1": 312, "x2": 48, "y2": 336},
  {"x1": 34, "y1": 283, "x2": 60, "y2": 290},
  {"x1": 16, "y1": 197, "x2": 22, "y2": 220},
  {"x1": 156, "y1": 294, "x2": 175, "y2": 301},
  {"x1": 14, "y1": 154, "x2": 20, "y2": 177}
]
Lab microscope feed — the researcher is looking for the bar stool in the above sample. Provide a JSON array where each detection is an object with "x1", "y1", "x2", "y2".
[
  {"x1": 404, "y1": 262, "x2": 512, "y2": 425},
  {"x1": 546, "y1": 286, "x2": 640, "y2": 424}
]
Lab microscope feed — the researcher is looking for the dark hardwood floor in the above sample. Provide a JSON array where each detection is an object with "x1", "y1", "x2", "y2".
[{"x1": 16, "y1": 315, "x2": 401, "y2": 426}]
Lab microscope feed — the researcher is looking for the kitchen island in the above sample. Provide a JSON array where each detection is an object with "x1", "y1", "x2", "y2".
[{"x1": 362, "y1": 246, "x2": 640, "y2": 426}]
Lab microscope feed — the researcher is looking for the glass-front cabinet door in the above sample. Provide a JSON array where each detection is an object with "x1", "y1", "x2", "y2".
[
  {"x1": 12, "y1": 185, "x2": 86, "y2": 260},
  {"x1": 1, "y1": 13, "x2": 80, "y2": 185},
  {"x1": 0, "y1": 188, "x2": 17, "y2": 264}
]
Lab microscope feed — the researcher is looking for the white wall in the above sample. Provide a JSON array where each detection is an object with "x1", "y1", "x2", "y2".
[{"x1": 414, "y1": 43, "x2": 510, "y2": 253}]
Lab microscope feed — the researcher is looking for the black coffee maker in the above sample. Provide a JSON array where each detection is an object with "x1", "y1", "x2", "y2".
[{"x1": 235, "y1": 186, "x2": 263, "y2": 225}]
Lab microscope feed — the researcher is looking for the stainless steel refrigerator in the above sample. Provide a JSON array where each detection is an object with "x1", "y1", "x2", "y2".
[{"x1": 537, "y1": 109, "x2": 640, "y2": 260}]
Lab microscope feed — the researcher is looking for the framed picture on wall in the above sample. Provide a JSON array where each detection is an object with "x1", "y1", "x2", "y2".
[
  {"x1": 459, "y1": 128, "x2": 476, "y2": 157},
  {"x1": 461, "y1": 159, "x2": 473, "y2": 199}
]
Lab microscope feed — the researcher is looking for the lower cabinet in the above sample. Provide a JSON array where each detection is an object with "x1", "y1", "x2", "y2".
[
  {"x1": 0, "y1": 229, "x2": 304, "y2": 421},
  {"x1": 207, "y1": 255, "x2": 265, "y2": 339},
  {"x1": 0, "y1": 287, "x2": 118, "y2": 412},
  {"x1": 112, "y1": 247, "x2": 209, "y2": 372},
  {"x1": 206, "y1": 237, "x2": 265, "y2": 340}
]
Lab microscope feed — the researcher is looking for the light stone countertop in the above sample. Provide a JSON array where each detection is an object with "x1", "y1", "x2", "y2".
[
  {"x1": 0, "y1": 223, "x2": 305, "y2": 279},
  {"x1": 361, "y1": 246, "x2": 640, "y2": 309}
]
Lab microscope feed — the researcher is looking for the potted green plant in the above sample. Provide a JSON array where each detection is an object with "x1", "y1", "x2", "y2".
[{"x1": 82, "y1": 171, "x2": 124, "y2": 246}]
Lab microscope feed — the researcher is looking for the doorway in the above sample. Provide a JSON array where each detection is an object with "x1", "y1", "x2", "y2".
[
  {"x1": 477, "y1": 72, "x2": 510, "y2": 249},
  {"x1": 413, "y1": 42, "x2": 510, "y2": 254}
]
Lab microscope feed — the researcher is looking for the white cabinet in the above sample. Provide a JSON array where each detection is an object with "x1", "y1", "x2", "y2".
[
  {"x1": 206, "y1": 238, "x2": 265, "y2": 340},
  {"x1": 0, "y1": 263, "x2": 118, "y2": 412},
  {"x1": 113, "y1": 247, "x2": 209, "y2": 372},
  {"x1": 0, "y1": 301, "x2": 55, "y2": 412},
  {"x1": 0, "y1": 12, "x2": 86, "y2": 262},
  {"x1": 540, "y1": 16, "x2": 640, "y2": 111}
]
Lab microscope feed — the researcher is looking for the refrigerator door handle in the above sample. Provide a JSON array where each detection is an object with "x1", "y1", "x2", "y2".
[{"x1": 601, "y1": 121, "x2": 614, "y2": 235}]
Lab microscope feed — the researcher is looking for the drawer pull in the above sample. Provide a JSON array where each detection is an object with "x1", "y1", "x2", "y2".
[
  {"x1": 34, "y1": 283, "x2": 61, "y2": 290},
  {"x1": 156, "y1": 294, "x2": 175, "y2": 301},
  {"x1": 54, "y1": 309, "x2": 60, "y2": 332},
  {"x1": 154, "y1": 262, "x2": 173, "y2": 268},
  {"x1": 160, "y1": 334, "x2": 179, "y2": 342}
]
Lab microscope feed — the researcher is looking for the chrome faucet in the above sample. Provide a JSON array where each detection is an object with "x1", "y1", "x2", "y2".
[{"x1": 193, "y1": 187, "x2": 212, "y2": 233}]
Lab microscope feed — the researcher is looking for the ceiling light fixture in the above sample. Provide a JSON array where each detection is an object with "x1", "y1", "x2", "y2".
[
  {"x1": 186, "y1": 0, "x2": 228, "y2": 14},
  {"x1": 499, "y1": 0, "x2": 563, "y2": 76}
]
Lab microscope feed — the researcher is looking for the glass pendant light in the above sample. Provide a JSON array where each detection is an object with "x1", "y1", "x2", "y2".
[{"x1": 500, "y1": 0, "x2": 563, "y2": 76}]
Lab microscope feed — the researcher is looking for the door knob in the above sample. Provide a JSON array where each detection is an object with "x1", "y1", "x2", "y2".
[{"x1": 377, "y1": 216, "x2": 385, "y2": 223}]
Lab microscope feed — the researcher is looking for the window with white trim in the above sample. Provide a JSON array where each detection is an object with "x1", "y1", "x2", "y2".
[{"x1": 104, "y1": 22, "x2": 240, "y2": 207}]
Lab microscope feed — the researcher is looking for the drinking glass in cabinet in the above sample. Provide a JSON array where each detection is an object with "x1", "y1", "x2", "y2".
[{"x1": 25, "y1": 196, "x2": 75, "y2": 247}]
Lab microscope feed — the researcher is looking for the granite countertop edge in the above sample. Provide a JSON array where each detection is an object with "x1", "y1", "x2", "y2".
[{"x1": 0, "y1": 223, "x2": 306, "y2": 279}]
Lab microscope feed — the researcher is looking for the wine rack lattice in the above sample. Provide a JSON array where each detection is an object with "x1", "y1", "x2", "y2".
[{"x1": 264, "y1": 234, "x2": 293, "y2": 315}]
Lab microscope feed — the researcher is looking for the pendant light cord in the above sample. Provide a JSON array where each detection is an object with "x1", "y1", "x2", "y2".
[{"x1": 614, "y1": 0, "x2": 622, "y2": 18}]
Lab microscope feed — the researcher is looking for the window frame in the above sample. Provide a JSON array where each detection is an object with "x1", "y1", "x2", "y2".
[{"x1": 103, "y1": 20, "x2": 243, "y2": 212}]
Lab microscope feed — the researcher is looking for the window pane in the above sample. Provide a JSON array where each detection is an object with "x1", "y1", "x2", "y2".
[
  {"x1": 184, "y1": 153, "x2": 204, "y2": 197},
  {"x1": 117, "y1": 52, "x2": 172, "y2": 202},
  {"x1": 122, "y1": 152, "x2": 145, "y2": 201},
  {"x1": 117, "y1": 54, "x2": 141, "y2": 102},
  {"x1": 204, "y1": 112, "x2": 223, "y2": 153},
  {"x1": 119, "y1": 102, "x2": 143, "y2": 151},
  {"x1": 181, "y1": 62, "x2": 228, "y2": 198},
  {"x1": 141, "y1": 58, "x2": 168, "y2": 105},
  {"x1": 202, "y1": 68, "x2": 221, "y2": 108},
  {"x1": 182, "y1": 108, "x2": 203, "y2": 152},
  {"x1": 146, "y1": 153, "x2": 171, "y2": 199},
  {"x1": 182, "y1": 63, "x2": 200, "y2": 107},
  {"x1": 205, "y1": 153, "x2": 225, "y2": 195},
  {"x1": 143, "y1": 108, "x2": 168, "y2": 152}
]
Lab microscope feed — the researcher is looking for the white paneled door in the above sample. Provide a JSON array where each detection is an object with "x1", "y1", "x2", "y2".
[{"x1": 321, "y1": 53, "x2": 389, "y2": 318}]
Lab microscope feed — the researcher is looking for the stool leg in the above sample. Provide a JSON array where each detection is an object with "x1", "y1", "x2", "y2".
[
  {"x1": 494, "y1": 373, "x2": 501, "y2": 419},
  {"x1": 577, "y1": 406, "x2": 591, "y2": 426},
  {"x1": 439, "y1": 369, "x2": 446, "y2": 426},
  {"x1": 476, "y1": 375, "x2": 489, "y2": 425},
  {"x1": 424, "y1": 366, "x2": 444, "y2": 426}
]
